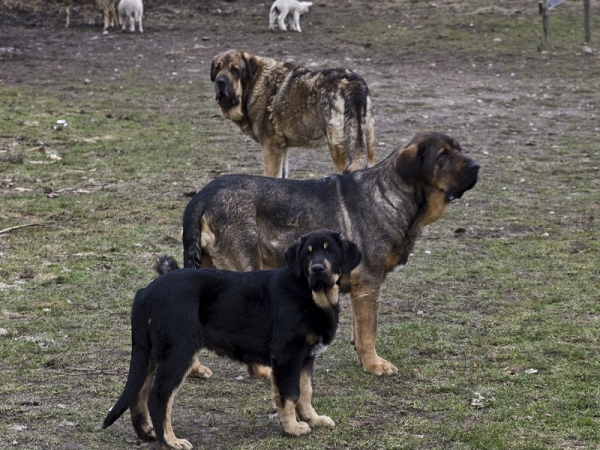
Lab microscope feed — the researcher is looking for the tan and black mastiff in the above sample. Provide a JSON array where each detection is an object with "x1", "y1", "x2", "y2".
[
  {"x1": 211, "y1": 49, "x2": 375, "y2": 178},
  {"x1": 182, "y1": 132, "x2": 479, "y2": 376}
]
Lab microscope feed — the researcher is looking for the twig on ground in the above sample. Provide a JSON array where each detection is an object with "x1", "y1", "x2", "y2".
[{"x1": 0, "y1": 223, "x2": 47, "y2": 235}]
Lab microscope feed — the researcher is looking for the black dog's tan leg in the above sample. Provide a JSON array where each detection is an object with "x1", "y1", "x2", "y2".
[
  {"x1": 295, "y1": 360, "x2": 335, "y2": 428},
  {"x1": 148, "y1": 351, "x2": 195, "y2": 450},
  {"x1": 350, "y1": 275, "x2": 398, "y2": 376},
  {"x1": 272, "y1": 384, "x2": 311, "y2": 436},
  {"x1": 130, "y1": 358, "x2": 157, "y2": 440},
  {"x1": 271, "y1": 361, "x2": 310, "y2": 435}
]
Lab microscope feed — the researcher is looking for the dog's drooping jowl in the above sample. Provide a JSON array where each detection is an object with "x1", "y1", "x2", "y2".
[
  {"x1": 183, "y1": 132, "x2": 479, "y2": 377},
  {"x1": 211, "y1": 49, "x2": 375, "y2": 178},
  {"x1": 103, "y1": 230, "x2": 362, "y2": 450}
]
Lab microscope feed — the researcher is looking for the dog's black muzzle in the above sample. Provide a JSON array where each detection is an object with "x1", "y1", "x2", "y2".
[
  {"x1": 309, "y1": 263, "x2": 336, "y2": 291},
  {"x1": 447, "y1": 161, "x2": 480, "y2": 201},
  {"x1": 214, "y1": 77, "x2": 239, "y2": 108}
]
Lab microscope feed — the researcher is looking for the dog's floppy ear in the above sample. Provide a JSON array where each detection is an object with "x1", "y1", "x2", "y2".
[
  {"x1": 336, "y1": 233, "x2": 362, "y2": 274},
  {"x1": 210, "y1": 56, "x2": 220, "y2": 82},
  {"x1": 395, "y1": 136, "x2": 426, "y2": 185},
  {"x1": 284, "y1": 237, "x2": 305, "y2": 278},
  {"x1": 241, "y1": 52, "x2": 258, "y2": 86}
]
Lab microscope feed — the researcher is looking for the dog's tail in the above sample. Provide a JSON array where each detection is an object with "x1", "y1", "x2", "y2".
[
  {"x1": 182, "y1": 200, "x2": 209, "y2": 269},
  {"x1": 342, "y1": 78, "x2": 375, "y2": 174},
  {"x1": 102, "y1": 290, "x2": 153, "y2": 430},
  {"x1": 155, "y1": 255, "x2": 180, "y2": 276}
]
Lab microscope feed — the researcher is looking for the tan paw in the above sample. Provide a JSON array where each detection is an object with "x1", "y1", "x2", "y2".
[
  {"x1": 363, "y1": 357, "x2": 398, "y2": 376},
  {"x1": 308, "y1": 415, "x2": 335, "y2": 428},
  {"x1": 162, "y1": 438, "x2": 193, "y2": 450},
  {"x1": 247, "y1": 362, "x2": 272, "y2": 379},
  {"x1": 188, "y1": 363, "x2": 213, "y2": 379},
  {"x1": 283, "y1": 420, "x2": 312, "y2": 436},
  {"x1": 139, "y1": 422, "x2": 156, "y2": 440}
]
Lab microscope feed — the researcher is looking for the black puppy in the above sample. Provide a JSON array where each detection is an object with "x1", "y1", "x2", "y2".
[{"x1": 103, "y1": 229, "x2": 362, "y2": 450}]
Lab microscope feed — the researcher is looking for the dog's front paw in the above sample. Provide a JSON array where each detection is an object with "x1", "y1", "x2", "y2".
[
  {"x1": 162, "y1": 438, "x2": 193, "y2": 450},
  {"x1": 363, "y1": 357, "x2": 398, "y2": 376},
  {"x1": 283, "y1": 420, "x2": 311, "y2": 436},
  {"x1": 308, "y1": 415, "x2": 335, "y2": 428}
]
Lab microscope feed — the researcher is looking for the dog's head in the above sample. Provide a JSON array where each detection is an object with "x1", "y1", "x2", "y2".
[
  {"x1": 210, "y1": 49, "x2": 258, "y2": 121},
  {"x1": 284, "y1": 229, "x2": 362, "y2": 302},
  {"x1": 394, "y1": 132, "x2": 480, "y2": 225}
]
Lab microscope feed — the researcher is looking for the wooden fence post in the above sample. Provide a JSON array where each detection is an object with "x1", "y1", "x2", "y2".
[
  {"x1": 539, "y1": 0, "x2": 551, "y2": 51},
  {"x1": 584, "y1": 0, "x2": 591, "y2": 43}
]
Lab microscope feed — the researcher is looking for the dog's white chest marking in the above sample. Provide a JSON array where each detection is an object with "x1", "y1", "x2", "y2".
[{"x1": 310, "y1": 339, "x2": 329, "y2": 357}]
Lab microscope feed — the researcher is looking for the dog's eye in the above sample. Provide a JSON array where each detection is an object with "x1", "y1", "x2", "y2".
[
  {"x1": 230, "y1": 67, "x2": 240, "y2": 77},
  {"x1": 323, "y1": 243, "x2": 328, "y2": 249},
  {"x1": 308, "y1": 246, "x2": 312, "y2": 253}
]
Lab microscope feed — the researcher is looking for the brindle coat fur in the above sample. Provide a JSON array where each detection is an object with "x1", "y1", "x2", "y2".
[
  {"x1": 182, "y1": 132, "x2": 479, "y2": 376},
  {"x1": 103, "y1": 230, "x2": 362, "y2": 449},
  {"x1": 211, "y1": 49, "x2": 375, "y2": 178}
]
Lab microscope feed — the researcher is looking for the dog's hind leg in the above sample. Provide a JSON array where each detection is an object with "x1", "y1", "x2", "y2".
[
  {"x1": 326, "y1": 97, "x2": 349, "y2": 174},
  {"x1": 247, "y1": 361, "x2": 272, "y2": 379},
  {"x1": 148, "y1": 349, "x2": 195, "y2": 450},
  {"x1": 261, "y1": 140, "x2": 288, "y2": 178},
  {"x1": 130, "y1": 357, "x2": 158, "y2": 440},
  {"x1": 295, "y1": 359, "x2": 335, "y2": 428},
  {"x1": 328, "y1": 141, "x2": 349, "y2": 174},
  {"x1": 365, "y1": 97, "x2": 376, "y2": 168},
  {"x1": 188, "y1": 354, "x2": 213, "y2": 379}
]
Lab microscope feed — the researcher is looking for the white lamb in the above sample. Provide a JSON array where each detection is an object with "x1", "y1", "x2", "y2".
[
  {"x1": 118, "y1": 0, "x2": 143, "y2": 33},
  {"x1": 269, "y1": 0, "x2": 313, "y2": 33}
]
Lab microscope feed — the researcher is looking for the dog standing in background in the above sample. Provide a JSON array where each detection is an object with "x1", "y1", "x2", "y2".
[
  {"x1": 269, "y1": 0, "x2": 313, "y2": 32},
  {"x1": 211, "y1": 49, "x2": 375, "y2": 178}
]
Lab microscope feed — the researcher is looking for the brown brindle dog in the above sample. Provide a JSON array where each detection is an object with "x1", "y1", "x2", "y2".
[
  {"x1": 183, "y1": 132, "x2": 479, "y2": 376},
  {"x1": 211, "y1": 49, "x2": 375, "y2": 178}
]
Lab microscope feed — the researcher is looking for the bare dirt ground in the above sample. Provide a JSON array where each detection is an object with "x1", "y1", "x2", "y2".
[{"x1": 1, "y1": 0, "x2": 598, "y2": 176}]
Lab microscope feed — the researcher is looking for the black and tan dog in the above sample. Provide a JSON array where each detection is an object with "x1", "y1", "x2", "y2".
[
  {"x1": 103, "y1": 230, "x2": 362, "y2": 450},
  {"x1": 211, "y1": 49, "x2": 375, "y2": 178},
  {"x1": 182, "y1": 132, "x2": 479, "y2": 377}
]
